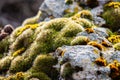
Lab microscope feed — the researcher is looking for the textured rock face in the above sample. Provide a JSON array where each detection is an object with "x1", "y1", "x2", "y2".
[{"x1": 55, "y1": 45, "x2": 120, "y2": 80}]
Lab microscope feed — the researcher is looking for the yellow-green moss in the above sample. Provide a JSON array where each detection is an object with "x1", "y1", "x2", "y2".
[
  {"x1": 108, "y1": 35, "x2": 120, "y2": 44},
  {"x1": 24, "y1": 72, "x2": 51, "y2": 80},
  {"x1": 10, "y1": 56, "x2": 25, "y2": 73},
  {"x1": 0, "y1": 56, "x2": 13, "y2": 72},
  {"x1": 104, "y1": 2, "x2": 120, "y2": 11},
  {"x1": 113, "y1": 43, "x2": 120, "y2": 51},
  {"x1": 31, "y1": 54, "x2": 58, "y2": 79},
  {"x1": 103, "y1": 2, "x2": 120, "y2": 31},
  {"x1": 65, "y1": 0, "x2": 73, "y2": 5},
  {"x1": 72, "y1": 10, "x2": 93, "y2": 20},
  {"x1": 71, "y1": 18, "x2": 94, "y2": 28},
  {"x1": 60, "y1": 62, "x2": 74, "y2": 78},
  {"x1": 71, "y1": 36, "x2": 90, "y2": 45},
  {"x1": 0, "y1": 36, "x2": 10, "y2": 54}
]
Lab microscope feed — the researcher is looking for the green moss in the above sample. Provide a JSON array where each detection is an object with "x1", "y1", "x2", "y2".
[
  {"x1": 0, "y1": 36, "x2": 10, "y2": 54},
  {"x1": 31, "y1": 54, "x2": 58, "y2": 80},
  {"x1": 0, "y1": 56, "x2": 13, "y2": 72},
  {"x1": 60, "y1": 62, "x2": 74, "y2": 78},
  {"x1": 72, "y1": 10, "x2": 93, "y2": 20},
  {"x1": 113, "y1": 43, "x2": 120, "y2": 50},
  {"x1": 10, "y1": 56, "x2": 25, "y2": 73},
  {"x1": 71, "y1": 36, "x2": 90, "y2": 45},
  {"x1": 102, "y1": 2, "x2": 120, "y2": 31},
  {"x1": 61, "y1": 21, "x2": 84, "y2": 37},
  {"x1": 24, "y1": 72, "x2": 51, "y2": 80},
  {"x1": 65, "y1": 0, "x2": 73, "y2": 5},
  {"x1": 71, "y1": 18, "x2": 94, "y2": 28},
  {"x1": 104, "y1": 2, "x2": 120, "y2": 11}
]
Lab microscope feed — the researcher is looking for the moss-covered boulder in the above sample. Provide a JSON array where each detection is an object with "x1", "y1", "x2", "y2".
[{"x1": 102, "y1": 2, "x2": 120, "y2": 31}]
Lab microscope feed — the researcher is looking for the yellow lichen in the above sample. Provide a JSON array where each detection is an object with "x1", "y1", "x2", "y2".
[
  {"x1": 108, "y1": 35, "x2": 120, "y2": 44},
  {"x1": 12, "y1": 47, "x2": 25, "y2": 57},
  {"x1": 88, "y1": 41, "x2": 105, "y2": 51},
  {"x1": 105, "y1": 2, "x2": 120, "y2": 9},
  {"x1": 108, "y1": 60, "x2": 120, "y2": 79},
  {"x1": 16, "y1": 24, "x2": 39, "y2": 36},
  {"x1": 95, "y1": 57, "x2": 107, "y2": 66}
]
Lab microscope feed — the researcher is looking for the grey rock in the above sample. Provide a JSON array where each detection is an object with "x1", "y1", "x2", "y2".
[{"x1": 55, "y1": 45, "x2": 112, "y2": 80}]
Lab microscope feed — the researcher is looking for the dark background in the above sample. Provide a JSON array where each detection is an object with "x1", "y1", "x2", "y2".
[{"x1": 0, "y1": 0, "x2": 44, "y2": 28}]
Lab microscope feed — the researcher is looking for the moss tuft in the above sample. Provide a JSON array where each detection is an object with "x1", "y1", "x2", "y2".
[
  {"x1": 0, "y1": 56, "x2": 13, "y2": 72},
  {"x1": 31, "y1": 54, "x2": 58, "y2": 79},
  {"x1": 71, "y1": 36, "x2": 89, "y2": 45}
]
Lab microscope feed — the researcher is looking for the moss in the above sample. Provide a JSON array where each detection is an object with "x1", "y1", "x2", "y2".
[
  {"x1": 0, "y1": 36, "x2": 10, "y2": 54},
  {"x1": 113, "y1": 43, "x2": 120, "y2": 51},
  {"x1": 65, "y1": 0, "x2": 73, "y2": 5},
  {"x1": 24, "y1": 72, "x2": 51, "y2": 80},
  {"x1": 71, "y1": 36, "x2": 89, "y2": 45},
  {"x1": 104, "y1": 2, "x2": 120, "y2": 11},
  {"x1": 31, "y1": 54, "x2": 58, "y2": 79},
  {"x1": 60, "y1": 20, "x2": 84, "y2": 37},
  {"x1": 60, "y1": 62, "x2": 74, "y2": 78},
  {"x1": 72, "y1": 10, "x2": 93, "y2": 20},
  {"x1": 108, "y1": 35, "x2": 120, "y2": 44},
  {"x1": 71, "y1": 18, "x2": 93, "y2": 28},
  {"x1": 102, "y1": 2, "x2": 120, "y2": 31},
  {"x1": 12, "y1": 47, "x2": 25, "y2": 57},
  {"x1": 10, "y1": 29, "x2": 34, "y2": 53},
  {"x1": 10, "y1": 56, "x2": 25, "y2": 73},
  {"x1": 0, "y1": 56, "x2": 13, "y2": 72}
]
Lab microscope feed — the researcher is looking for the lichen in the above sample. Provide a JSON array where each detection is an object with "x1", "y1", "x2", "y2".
[
  {"x1": 108, "y1": 35, "x2": 120, "y2": 44},
  {"x1": 113, "y1": 43, "x2": 120, "y2": 51}
]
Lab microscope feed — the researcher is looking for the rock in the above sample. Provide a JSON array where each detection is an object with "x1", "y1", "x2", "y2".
[{"x1": 55, "y1": 45, "x2": 112, "y2": 80}]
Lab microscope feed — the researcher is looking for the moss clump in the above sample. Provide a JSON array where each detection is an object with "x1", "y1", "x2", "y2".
[
  {"x1": 25, "y1": 72, "x2": 51, "y2": 80},
  {"x1": 71, "y1": 18, "x2": 94, "y2": 28},
  {"x1": 31, "y1": 54, "x2": 58, "y2": 80},
  {"x1": 104, "y1": 2, "x2": 120, "y2": 11},
  {"x1": 108, "y1": 60, "x2": 120, "y2": 80},
  {"x1": 0, "y1": 56, "x2": 13, "y2": 72},
  {"x1": 113, "y1": 43, "x2": 120, "y2": 51},
  {"x1": 60, "y1": 62, "x2": 74, "y2": 79},
  {"x1": 65, "y1": 0, "x2": 73, "y2": 5},
  {"x1": 108, "y1": 35, "x2": 120, "y2": 44},
  {"x1": 0, "y1": 36, "x2": 10, "y2": 54},
  {"x1": 102, "y1": 2, "x2": 120, "y2": 31},
  {"x1": 12, "y1": 47, "x2": 25, "y2": 57},
  {"x1": 71, "y1": 36, "x2": 90, "y2": 45},
  {"x1": 9, "y1": 56, "x2": 25, "y2": 73},
  {"x1": 10, "y1": 29, "x2": 34, "y2": 54},
  {"x1": 72, "y1": 10, "x2": 93, "y2": 20}
]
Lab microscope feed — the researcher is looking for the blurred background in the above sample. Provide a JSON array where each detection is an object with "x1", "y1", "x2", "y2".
[{"x1": 0, "y1": 0, "x2": 44, "y2": 28}]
